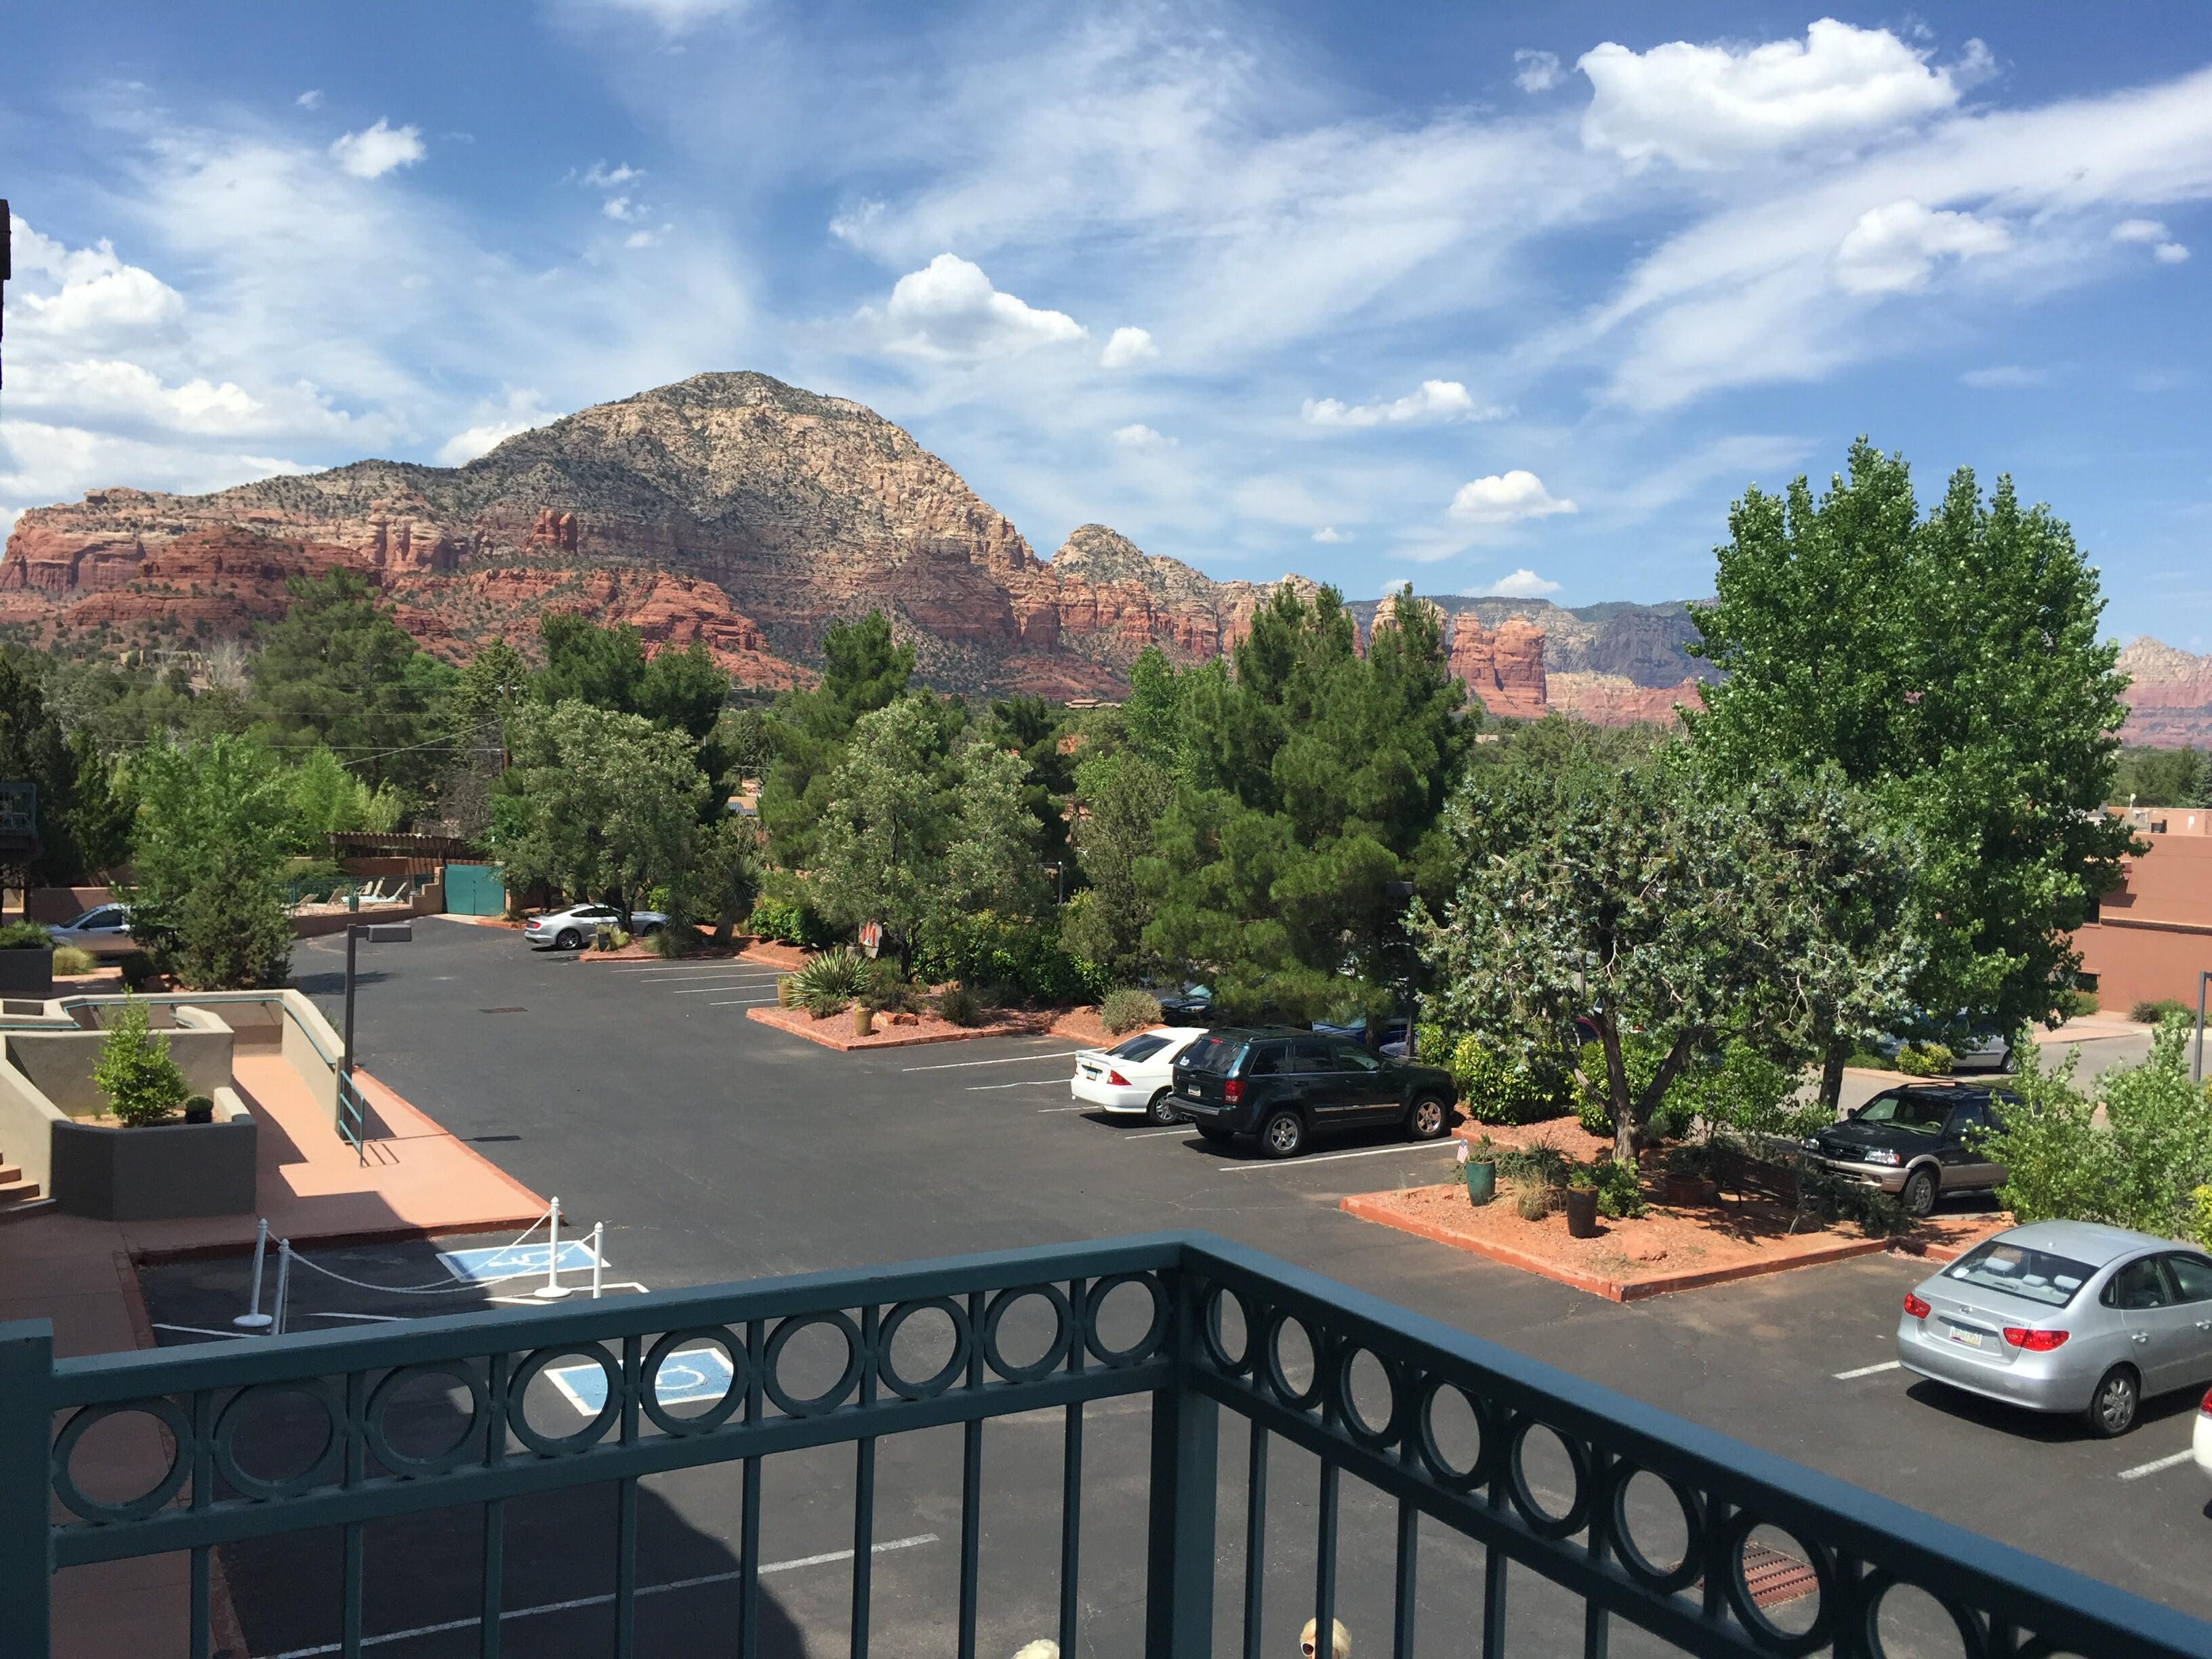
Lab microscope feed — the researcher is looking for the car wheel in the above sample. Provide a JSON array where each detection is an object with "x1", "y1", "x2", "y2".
[
  {"x1": 1902, "y1": 1166, "x2": 1938, "y2": 1218},
  {"x1": 1407, "y1": 1095, "x2": 1448, "y2": 1141},
  {"x1": 556, "y1": 928, "x2": 581, "y2": 950},
  {"x1": 2085, "y1": 1365, "x2": 2140, "y2": 1438},
  {"x1": 1147, "y1": 1089, "x2": 1183, "y2": 1126},
  {"x1": 640, "y1": 922, "x2": 662, "y2": 936},
  {"x1": 1259, "y1": 1109, "x2": 1305, "y2": 1159}
]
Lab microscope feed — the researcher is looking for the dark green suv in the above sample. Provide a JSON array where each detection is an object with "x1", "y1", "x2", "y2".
[{"x1": 1168, "y1": 1027, "x2": 1458, "y2": 1158}]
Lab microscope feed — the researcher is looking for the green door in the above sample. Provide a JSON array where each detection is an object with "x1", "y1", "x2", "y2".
[{"x1": 443, "y1": 863, "x2": 505, "y2": 916}]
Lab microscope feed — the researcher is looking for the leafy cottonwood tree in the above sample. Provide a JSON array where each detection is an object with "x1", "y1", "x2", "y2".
[
  {"x1": 760, "y1": 612, "x2": 917, "y2": 867},
  {"x1": 1690, "y1": 440, "x2": 2134, "y2": 1037},
  {"x1": 497, "y1": 701, "x2": 709, "y2": 918},
  {"x1": 1144, "y1": 585, "x2": 1467, "y2": 1023},
  {"x1": 1417, "y1": 739, "x2": 1921, "y2": 1162}
]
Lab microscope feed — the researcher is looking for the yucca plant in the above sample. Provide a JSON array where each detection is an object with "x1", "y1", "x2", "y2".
[{"x1": 792, "y1": 947, "x2": 871, "y2": 1017}]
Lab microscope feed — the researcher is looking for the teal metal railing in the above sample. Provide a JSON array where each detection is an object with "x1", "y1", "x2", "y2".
[{"x1": 3, "y1": 1233, "x2": 2207, "y2": 1658}]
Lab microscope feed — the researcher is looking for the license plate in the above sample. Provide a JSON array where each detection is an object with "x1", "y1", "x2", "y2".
[
  {"x1": 1182, "y1": 1088, "x2": 1201, "y2": 1100},
  {"x1": 1948, "y1": 1327, "x2": 1986, "y2": 1351},
  {"x1": 1080, "y1": 1067, "x2": 1099, "y2": 1079}
]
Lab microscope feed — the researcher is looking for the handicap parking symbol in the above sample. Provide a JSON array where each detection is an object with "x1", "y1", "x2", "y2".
[
  {"x1": 436, "y1": 1240, "x2": 601, "y2": 1284},
  {"x1": 546, "y1": 1347, "x2": 736, "y2": 1416}
]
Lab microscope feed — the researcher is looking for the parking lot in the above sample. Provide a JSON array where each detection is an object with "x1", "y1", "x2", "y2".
[{"x1": 131, "y1": 919, "x2": 2211, "y2": 1653}]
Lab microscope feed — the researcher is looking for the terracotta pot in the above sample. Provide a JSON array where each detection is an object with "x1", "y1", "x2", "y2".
[
  {"x1": 1563, "y1": 1187, "x2": 1600, "y2": 1237},
  {"x1": 1662, "y1": 1172, "x2": 1716, "y2": 1206}
]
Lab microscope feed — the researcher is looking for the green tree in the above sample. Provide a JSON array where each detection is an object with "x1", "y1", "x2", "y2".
[
  {"x1": 809, "y1": 697, "x2": 956, "y2": 972},
  {"x1": 676, "y1": 817, "x2": 763, "y2": 945},
  {"x1": 2109, "y1": 745, "x2": 2211, "y2": 808},
  {"x1": 1689, "y1": 440, "x2": 2135, "y2": 1036},
  {"x1": 91, "y1": 996, "x2": 192, "y2": 1126},
  {"x1": 759, "y1": 612, "x2": 916, "y2": 867},
  {"x1": 1062, "y1": 749, "x2": 1176, "y2": 981},
  {"x1": 250, "y1": 569, "x2": 454, "y2": 794},
  {"x1": 536, "y1": 612, "x2": 647, "y2": 715},
  {"x1": 987, "y1": 694, "x2": 1076, "y2": 878},
  {"x1": 125, "y1": 735, "x2": 296, "y2": 970},
  {"x1": 945, "y1": 729, "x2": 1050, "y2": 921},
  {"x1": 0, "y1": 650, "x2": 127, "y2": 886},
  {"x1": 1416, "y1": 740, "x2": 1920, "y2": 1162},
  {"x1": 169, "y1": 846, "x2": 295, "y2": 989},
  {"x1": 497, "y1": 701, "x2": 710, "y2": 918},
  {"x1": 287, "y1": 747, "x2": 375, "y2": 846},
  {"x1": 638, "y1": 643, "x2": 730, "y2": 743},
  {"x1": 1144, "y1": 585, "x2": 1467, "y2": 1025},
  {"x1": 453, "y1": 639, "x2": 530, "y2": 734}
]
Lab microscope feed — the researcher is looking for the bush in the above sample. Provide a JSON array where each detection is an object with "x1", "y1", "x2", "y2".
[
  {"x1": 1514, "y1": 1185, "x2": 1553, "y2": 1222},
  {"x1": 1494, "y1": 1143, "x2": 1571, "y2": 1188},
  {"x1": 167, "y1": 848, "x2": 293, "y2": 989},
  {"x1": 2133, "y1": 998, "x2": 2194, "y2": 1025},
  {"x1": 935, "y1": 984, "x2": 985, "y2": 1027},
  {"x1": 91, "y1": 998, "x2": 191, "y2": 1127},
  {"x1": 592, "y1": 926, "x2": 630, "y2": 952},
  {"x1": 1450, "y1": 1036, "x2": 1578, "y2": 1126},
  {"x1": 1101, "y1": 989, "x2": 1164, "y2": 1035},
  {"x1": 861, "y1": 961, "x2": 927, "y2": 1015},
  {"x1": 2195, "y1": 1185, "x2": 2212, "y2": 1253},
  {"x1": 792, "y1": 947, "x2": 871, "y2": 1017},
  {"x1": 646, "y1": 924, "x2": 698, "y2": 959},
  {"x1": 118, "y1": 951, "x2": 157, "y2": 991},
  {"x1": 0, "y1": 920, "x2": 50, "y2": 950},
  {"x1": 1894, "y1": 1041, "x2": 1954, "y2": 1078},
  {"x1": 915, "y1": 913, "x2": 1107, "y2": 1007},
  {"x1": 1591, "y1": 1157, "x2": 1647, "y2": 1220},
  {"x1": 52, "y1": 945, "x2": 95, "y2": 975},
  {"x1": 747, "y1": 895, "x2": 839, "y2": 949},
  {"x1": 2061, "y1": 989, "x2": 2099, "y2": 1019}
]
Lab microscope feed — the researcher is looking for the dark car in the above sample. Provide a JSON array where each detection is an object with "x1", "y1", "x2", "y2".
[
  {"x1": 1804, "y1": 1082, "x2": 2015, "y2": 1218},
  {"x1": 1310, "y1": 1015, "x2": 1413, "y2": 1058},
  {"x1": 1168, "y1": 1027, "x2": 1457, "y2": 1158}
]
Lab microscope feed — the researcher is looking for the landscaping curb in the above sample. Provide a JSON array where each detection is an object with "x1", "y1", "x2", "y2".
[
  {"x1": 745, "y1": 1004, "x2": 1065, "y2": 1051},
  {"x1": 1338, "y1": 1191, "x2": 1895, "y2": 1300}
]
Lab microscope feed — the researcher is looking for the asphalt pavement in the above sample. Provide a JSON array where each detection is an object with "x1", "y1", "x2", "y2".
[{"x1": 127, "y1": 920, "x2": 2212, "y2": 1657}]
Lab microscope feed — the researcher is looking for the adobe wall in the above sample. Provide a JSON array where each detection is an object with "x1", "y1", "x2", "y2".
[{"x1": 2074, "y1": 832, "x2": 2212, "y2": 1010}]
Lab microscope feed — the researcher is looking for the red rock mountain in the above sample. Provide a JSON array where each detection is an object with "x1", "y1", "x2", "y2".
[{"x1": 2116, "y1": 638, "x2": 2212, "y2": 747}]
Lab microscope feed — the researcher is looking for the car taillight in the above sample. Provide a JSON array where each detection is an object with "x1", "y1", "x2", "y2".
[
  {"x1": 2201, "y1": 1388, "x2": 2212, "y2": 1418},
  {"x1": 1223, "y1": 1080, "x2": 1244, "y2": 1104},
  {"x1": 1902, "y1": 1293, "x2": 1930, "y2": 1319},
  {"x1": 1106, "y1": 1070, "x2": 1130, "y2": 1086},
  {"x1": 2001, "y1": 1327, "x2": 2069, "y2": 1352}
]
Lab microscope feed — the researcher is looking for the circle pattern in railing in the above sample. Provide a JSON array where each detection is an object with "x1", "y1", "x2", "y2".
[
  {"x1": 642, "y1": 1328, "x2": 747, "y2": 1435},
  {"x1": 980, "y1": 1286, "x2": 1071, "y2": 1382},
  {"x1": 879, "y1": 1298, "x2": 972, "y2": 1399},
  {"x1": 365, "y1": 1361, "x2": 487, "y2": 1477},
  {"x1": 507, "y1": 1345, "x2": 622, "y2": 1456},
  {"x1": 213, "y1": 1380, "x2": 346, "y2": 1500},
  {"x1": 52, "y1": 1399, "x2": 193, "y2": 1522},
  {"x1": 1082, "y1": 1273, "x2": 1168, "y2": 1367},
  {"x1": 762, "y1": 1311, "x2": 863, "y2": 1418}
]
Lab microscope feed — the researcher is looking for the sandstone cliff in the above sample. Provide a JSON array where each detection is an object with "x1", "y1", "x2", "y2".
[{"x1": 2117, "y1": 638, "x2": 2212, "y2": 748}]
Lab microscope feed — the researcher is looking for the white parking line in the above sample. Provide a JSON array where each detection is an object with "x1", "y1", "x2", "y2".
[
  {"x1": 260, "y1": 1533, "x2": 941, "y2": 1657},
  {"x1": 1832, "y1": 1361, "x2": 1902, "y2": 1380},
  {"x1": 901, "y1": 1049, "x2": 1084, "y2": 1072},
  {"x1": 966, "y1": 1079, "x2": 1069, "y2": 1091},
  {"x1": 708, "y1": 996, "x2": 781, "y2": 1007},
  {"x1": 1223, "y1": 1142, "x2": 1456, "y2": 1170},
  {"x1": 1125, "y1": 1127, "x2": 1189, "y2": 1139},
  {"x1": 2118, "y1": 1450, "x2": 2195, "y2": 1481},
  {"x1": 672, "y1": 980, "x2": 784, "y2": 994},
  {"x1": 611, "y1": 963, "x2": 784, "y2": 977}
]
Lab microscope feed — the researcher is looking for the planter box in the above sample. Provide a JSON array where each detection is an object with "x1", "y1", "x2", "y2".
[
  {"x1": 0, "y1": 947, "x2": 54, "y2": 997},
  {"x1": 49, "y1": 1111, "x2": 257, "y2": 1221}
]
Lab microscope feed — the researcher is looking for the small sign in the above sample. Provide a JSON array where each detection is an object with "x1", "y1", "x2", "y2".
[
  {"x1": 0, "y1": 782, "x2": 35, "y2": 841},
  {"x1": 859, "y1": 921, "x2": 883, "y2": 959}
]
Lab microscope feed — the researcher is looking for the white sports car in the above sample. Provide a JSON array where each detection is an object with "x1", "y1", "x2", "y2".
[{"x1": 1069, "y1": 1027, "x2": 1208, "y2": 1124}]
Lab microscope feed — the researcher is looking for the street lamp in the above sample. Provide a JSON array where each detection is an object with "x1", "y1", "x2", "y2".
[{"x1": 341, "y1": 920, "x2": 413, "y2": 1094}]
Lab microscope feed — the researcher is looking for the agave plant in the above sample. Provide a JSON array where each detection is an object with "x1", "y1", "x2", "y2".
[{"x1": 791, "y1": 947, "x2": 872, "y2": 1017}]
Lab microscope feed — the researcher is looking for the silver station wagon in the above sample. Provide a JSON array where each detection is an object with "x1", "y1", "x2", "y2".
[{"x1": 1897, "y1": 1221, "x2": 2212, "y2": 1437}]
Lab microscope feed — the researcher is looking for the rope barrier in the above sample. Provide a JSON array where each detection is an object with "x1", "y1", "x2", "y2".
[{"x1": 250, "y1": 1204, "x2": 557, "y2": 1298}]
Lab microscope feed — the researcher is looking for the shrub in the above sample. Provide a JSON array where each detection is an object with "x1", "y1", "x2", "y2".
[
  {"x1": 1449, "y1": 1036, "x2": 1578, "y2": 1126},
  {"x1": 1894, "y1": 1041, "x2": 1954, "y2": 1078},
  {"x1": 935, "y1": 984, "x2": 985, "y2": 1027},
  {"x1": 1513, "y1": 1185, "x2": 1553, "y2": 1222},
  {"x1": 2133, "y1": 998, "x2": 2194, "y2": 1025},
  {"x1": 747, "y1": 895, "x2": 839, "y2": 949},
  {"x1": 2061, "y1": 989, "x2": 2099, "y2": 1019},
  {"x1": 1494, "y1": 1143, "x2": 1571, "y2": 1188},
  {"x1": 2195, "y1": 1185, "x2": 2212, "y2": 1253},
  {"x1": 182, "y1": 1093, "x2": 214, "y2": 1119},
  {"x1": 167, "y1": 848, "x2": 293, "y2": 989},
  {"x1": 52, "y1": 946, "x2": 96, "y2": 976},
  {"x1": 1591, "y1": 1157, "x2": 1647, "y2": 1220},
  {"x1": 0, "y1": 920, "x2": 50, "y2": 950},
  {"x1": 592, "y1": 926, "x2": 630, "y2": 952},
  {"x1": 915, "y1": 913, "x2": 1107, "y2": 1008},
  {"x1": 645, "y1": 924, "x2": 698, "y2": 958},
  {"x1": 118, "y1": 951, "x2": 157, "y2": 991},
  {"x1": 1101, "y1": 989, "x2": 1164, "y2": 1035},
  {"x1": 792, "y1": 947, "x2": 871, "y2": 1017},
  {"x1": 861, "y1": 961, "x2": 927, "y2": 1015},
  {"x1": 91, "y1": 998, "x2": 191, "y2": 1127}
]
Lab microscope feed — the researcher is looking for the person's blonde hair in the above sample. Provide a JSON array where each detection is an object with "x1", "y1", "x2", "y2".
[{"x1": 1300, "y1": 1616, "x2": 1350, "y2": 1658}]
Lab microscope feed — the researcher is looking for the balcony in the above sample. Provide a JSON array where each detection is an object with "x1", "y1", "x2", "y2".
[{"x1": 4, "y1": 1231, "x2": 2205, "y2": 1658}]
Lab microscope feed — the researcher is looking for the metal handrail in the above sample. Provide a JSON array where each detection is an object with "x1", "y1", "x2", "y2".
[{"x1": 4, "y1": 1232, "x2": 2206, "y2": 1659}]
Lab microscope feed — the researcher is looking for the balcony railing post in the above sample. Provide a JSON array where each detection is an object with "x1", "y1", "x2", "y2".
[
  {"x1": 0, "y1": 1321, "x2": 53, "y2": 1656},
  {"x1": 1145, "y1": 1270, "x2": 1218, "y2": 1659}
]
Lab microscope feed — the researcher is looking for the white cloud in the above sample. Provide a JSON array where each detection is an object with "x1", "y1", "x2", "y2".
[
  {"x1": 1580, "y1": 20, "x2": 1965, "y2": 169},
  {"x1": 568, "y1": 0, "x2": 746, "y2": 30},
  {"x1": 436, "y1": 390, "x2": 559, "y2": 466},
  {"x1": 1450, "y1": 471, "x2": 1576, "y2": 524},
  {"x1": 329, "y1": 119, "x2": 426, "y2": 180},
  {"x1": 1111, "y1": 423, "x2": 1174, "y2": 452},
  {"x1": 580, "y1": 161, "x2": 644, "y2": 189},
  {"x1": 2155, "y1": 241, "x2": 2190, "y2": 264},
  {"x1": 864, "y1": 253, "x2": 1086, "y2": 359},
  {"x1": 295, "y1": 89, "x2": 324, "y2": 110},
  {"x1": 624, "y1": 228, "x2": 660, "y2": 249},
  {"x1": 603, "y1": 196, "x2": 638, "y2": 220},
  {"x1": 1312, "y1": 526, "x2": 1351, "y2": 544},
  {"x1": 1099, "y1": 326, "x2": 1157, "y2": 368},
  {"x1": 1471, "y1": 568, "x2": 1562, "y2": 598},
  {"x1": 1303, "y1": 380, "x2": 1498, "y2": 428},
  {"x1": 2112, "y1": 218, "x2": 2167, "y2": 243},
  {"x1": 1960, "y1": 364, "x2": 2047, "y2": 388},
  {"x1": 1513, "y1": 50, "x2": 1562, "y2": 94},
  {"x1": 7, "y1": 218, "x2": 185, "y2": 342},
  {"x1": 1830, "y1": 199, "x2": 2010, "y2": 294}
]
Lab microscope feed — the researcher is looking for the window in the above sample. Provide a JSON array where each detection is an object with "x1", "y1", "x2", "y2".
[
  {"x1": 2165, "y1": 1254, "x2": 2212, "y2": 1305},
  {"x1": 1942, "y1": 1240, "x2": 2094, "y2": 1309},
  {"x1": 1181, "y1": 1036, "x2": 1247, "y2": 1076},
  {"x1": 2103, "y1": 1256, "x2": 2173, "y2": 1311},
  {"x1": 1945, "y1": 1099, "x2": 1988, "y2": 1136},
  {"x1": 1289, "y1": 1040, "x2": 1336, "y2": 1075},
  {"x1": 1245, "y1": 1046, "x2": 1285, "y2": 1077},
  {"x1": 1856, "y1": 1091, "x2": 1950, "y2": 1134},
  {"x1": 1107, "y1": 1035, "x2": 1170, "y2": 1064},
  {"x1": 1331, "y1": 1044, "x2": 1381, "y2": 1073}
]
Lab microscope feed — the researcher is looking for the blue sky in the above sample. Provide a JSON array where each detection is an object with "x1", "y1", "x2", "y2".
[{"x1": 3, "y1": 3, "x2": 2209, "y2": 645}]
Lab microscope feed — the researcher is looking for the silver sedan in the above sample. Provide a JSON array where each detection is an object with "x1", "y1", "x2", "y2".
[{"x1": 1897, "y1": 1220, "x2": 2212, "y2": 1437}]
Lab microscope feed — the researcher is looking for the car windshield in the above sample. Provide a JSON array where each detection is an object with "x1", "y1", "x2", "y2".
[
  {"x1": 1942, "y1": 1240, "x2": 2095, "y2": 1309},
  {"x1": 62, "y1": 910, "x2": 100, "y2": 929},
  {"x1": 1107, "y1": 1034, "x2": 1172, "y2": 1063},
  {"x1": 1856, "y1": 1092, "x2": 1951, "y2": 1134},
  {"x1": 1180, "y1": 1036, "x2": 1247, "y2": 1076}
]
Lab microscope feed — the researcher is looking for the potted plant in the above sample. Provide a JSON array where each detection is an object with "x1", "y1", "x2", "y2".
[
  {"x1": 1661, "y1": 1143, "x2": 1717, "y2": 1206},
  {"x1": 853, "y1": 1006, "x2": 874, "y2": 1038},
  {"x1": 182, "y1": 1092, "x2": 216, "y2": 1125},
  {"x1": 1563, "y1": 1164, "x2": 1601, "y2": 1237},
  {"x1": 777, "y1": 976, "x2": 795, "y2": 1008},
  {"x1": 0, "y1": 919, "x2": 56, "y2": 996},
  {"x1": 1457, "y1": 1135, "x2": 1497, "y2": 1206},
  {"x1": 92, "y1": 998, "x2": 192, "y2": 1126}
]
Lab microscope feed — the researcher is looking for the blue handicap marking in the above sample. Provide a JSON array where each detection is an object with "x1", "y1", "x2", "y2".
[
  {"x1": 436, "y1": 1240, "x2": 602, "y2": 1284},
  {"x1": 546, "y1": 1347, "x2": 736, "y2": 1416}
]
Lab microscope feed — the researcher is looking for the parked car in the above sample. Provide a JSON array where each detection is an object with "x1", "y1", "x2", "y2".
[
  {"x1": 1803, "y1": 1082, "x2": 2014, "y2": 1217},
  {"x1": 2196, "y1": 1386, "x2": 2212, "y2": 1481},
  {"x1": 1872, "y1": 1013, "x2": 2011, "y2": 1073},
  {"x1": 1310, "y1": 1014, "x2": 1413, "y2": 1058},
  {"x1": 1148, "y1": 983, "x2": 1213, "y2": 1023},
  {"x1": 45, "y1": 903, "x2": 134, "y2": 956},
  {"x1": 524, "y1": 904, "x2": 667, "y2": 950},
  {"x1": 1896, "y1": 1221, "x2": 2212, "y2": 1437},
  {"x1": 1168, "y1": 1027, "x2": 1457, "y2": 1158},
  {"x1": 1068, "y1": 1026, "x2": 1208, "y2": 1124}
]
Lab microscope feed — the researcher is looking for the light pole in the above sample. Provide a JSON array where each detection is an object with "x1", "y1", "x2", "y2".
[
  {"x1": 2196, "y1": 969, "x2": 2211, "y2": 1087},
  {"x1": 341, "y1": 920, "x2": 413, "y2": 1090}
]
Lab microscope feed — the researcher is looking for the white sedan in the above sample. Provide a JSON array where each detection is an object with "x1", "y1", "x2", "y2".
[
  {"x1": 1070, "y1": 1027, "x2": 1208, "y2": 1124},
  {"x1": 524, "y1": 903, "x2": 668, "y2": 950},
  {"x1": 2196, "y1": 1387, "x2": 2212, "y2": 1480}
]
